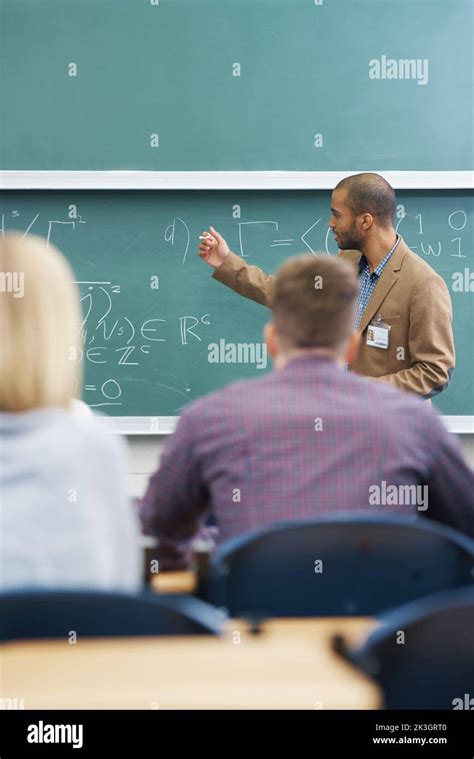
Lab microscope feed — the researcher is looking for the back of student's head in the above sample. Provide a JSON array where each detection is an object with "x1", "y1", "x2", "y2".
[
  {"x1": 271, "y1": 254, "x2": 358, "y2": 352},
  {"x1": 0, "y1": 233, "x2": 82, "y2": 412}
]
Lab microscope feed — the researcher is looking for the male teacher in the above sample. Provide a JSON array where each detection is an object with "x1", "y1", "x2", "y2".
[{"x1": 198, "y1": 173, "x2": 455, "y2": 399}]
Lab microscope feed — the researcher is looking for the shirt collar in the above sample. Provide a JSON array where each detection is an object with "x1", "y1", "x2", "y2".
[{"x1": 358, "y1": 234, "x2": 401, "y2": 277}]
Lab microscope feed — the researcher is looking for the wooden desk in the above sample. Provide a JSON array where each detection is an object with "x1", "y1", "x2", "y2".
[
  {"x1": 0, "y1": 618, "x2": 380, "y2": 709},
  {"x1": 152, "y1": 570, "x2": 196, "y2": 595}
]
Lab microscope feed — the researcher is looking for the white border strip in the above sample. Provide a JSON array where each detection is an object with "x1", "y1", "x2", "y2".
[
  {"x1": 1, "y1": 171, "x2": 473, "y2": 190},
  {"x1": 97, "y1": 415, "x2": 474, "y2": 435},
  {"x1": 96, "y1": 416, "x2": 180, "y2": 435},
  {"x1": 439, "y1": 416, "x2": 474, "y2": 435}
]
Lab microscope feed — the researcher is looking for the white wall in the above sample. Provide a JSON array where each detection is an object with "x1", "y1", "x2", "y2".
[{"x1": 126, "y1": 434, "x2": 474, "y2": 499}]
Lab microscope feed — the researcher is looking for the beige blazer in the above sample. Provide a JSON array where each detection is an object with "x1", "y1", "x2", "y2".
[{"x1": 213, "y1": 239, "x2": 455, "y2": 398}]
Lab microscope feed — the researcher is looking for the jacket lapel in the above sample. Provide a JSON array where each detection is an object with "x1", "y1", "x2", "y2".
[{"x1": 356, "y1": 240, "x2": 408, "y2": 335}]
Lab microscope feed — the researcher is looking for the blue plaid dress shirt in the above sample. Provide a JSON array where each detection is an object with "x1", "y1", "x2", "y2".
[{"x1": 354, "y1": 235, "x2": 401, "y2": 329}]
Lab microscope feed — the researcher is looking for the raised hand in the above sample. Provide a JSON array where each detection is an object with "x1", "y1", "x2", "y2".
[{"x1": 198, "y1": 226, "x2": 230, "y2": 270}]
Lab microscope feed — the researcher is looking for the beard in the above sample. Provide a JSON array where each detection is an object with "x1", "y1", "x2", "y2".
[{"x1": 337, "y1": 224, "x2": 364, "y2": 251}]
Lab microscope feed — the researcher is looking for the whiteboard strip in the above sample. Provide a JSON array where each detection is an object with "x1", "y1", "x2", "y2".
[
  {"x1": 1, "y1": 171, "x2": 473, "y2": 191},
  {"x1": 97, "y1": 415, "x2": 474, "y2": 435}
]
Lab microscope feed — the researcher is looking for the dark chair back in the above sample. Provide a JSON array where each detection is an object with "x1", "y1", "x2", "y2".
[
  {"x1": 0, "y1": 589, "x2": 224, "y2": 641},
  {"x1": 341, "y1": 586, "x2": 474, "y2": 708},
  {"x1": 208, "y1": 515, "x2": 474, "y2": 617}
]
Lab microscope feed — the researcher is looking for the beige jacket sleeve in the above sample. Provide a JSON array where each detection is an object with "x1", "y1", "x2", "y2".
[
  {"x1": 212, "y1": 251, "x2": 274, "y2": 307},
  {"x1": 372, "y1": 273, "x2": 455, "y2": 399}
]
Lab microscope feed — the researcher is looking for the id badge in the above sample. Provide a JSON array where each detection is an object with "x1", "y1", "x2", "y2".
[{"x1": 366, "y1": 317, "x2": 390, "y2": 349}]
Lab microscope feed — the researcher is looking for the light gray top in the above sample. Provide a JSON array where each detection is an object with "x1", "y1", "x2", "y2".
[{"x1": 0, "y1": 407, "x2": 142, "y2": 592}]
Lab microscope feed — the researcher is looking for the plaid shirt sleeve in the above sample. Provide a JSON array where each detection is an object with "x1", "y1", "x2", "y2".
[
  {"x1": 138, "y1": 409, "x2": 210, "y2": 569},
  {"x1": 424, "y1": 412, "x2": 474, "y2": 539}
]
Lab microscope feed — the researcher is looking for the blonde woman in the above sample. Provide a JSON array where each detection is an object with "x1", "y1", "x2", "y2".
[{"x1": 0, "y1": 233, "x2": 141, "y2": 591}]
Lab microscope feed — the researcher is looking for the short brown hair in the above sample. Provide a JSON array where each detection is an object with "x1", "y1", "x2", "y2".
[
  {"x1": 335, "y1": 173, "x2": 396, "y2": 227},
  {"x1": 271, "y1": 254, "x2": 358, "y2": 350}
]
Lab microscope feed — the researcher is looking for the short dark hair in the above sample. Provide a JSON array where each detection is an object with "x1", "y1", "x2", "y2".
[
  {"x1": 335, "y1": 173, "x2": 396, "y2": 227},
  {"x1": 271, "y1": 254, "x2": 358, "y2": 350}
]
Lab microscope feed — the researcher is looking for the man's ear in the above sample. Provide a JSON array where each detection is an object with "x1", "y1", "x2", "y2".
[
  {"x1": 360, "y1": 213, "x2": 374, "y2": 231},
  {"x1": 264, "y1": 321, "x2": 279, "y2": 359},
  {"x1": 345, "y1": 330, "x2": 361, "y2": 365}
]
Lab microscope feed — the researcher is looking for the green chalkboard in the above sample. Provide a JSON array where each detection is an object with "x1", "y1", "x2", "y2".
[
  {"x1": 1, "y1": 0, "x2": 472, "y2": 171},
  {"x1": 1, "y1": 189, "x2": 472, "y2": 418}
]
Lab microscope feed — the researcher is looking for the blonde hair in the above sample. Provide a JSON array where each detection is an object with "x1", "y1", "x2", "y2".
[
  {"x1": 272, "y1": 254, "x2": 358, "y2": 350},
  {"x1": 0, "y1": 233, "x2": 82, "y2": 411}
]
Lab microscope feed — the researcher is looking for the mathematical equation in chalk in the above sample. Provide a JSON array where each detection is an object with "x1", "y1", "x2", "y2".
[
  {"x1": 232, "y1": 208, "x2": 470, "y2": 259},
  {"x1": 1, "y1": 210, "x2": 211, "y2": 410},
  {"x1": 75, "y1": 280, "x2": 210, "y2": 408},
  {"x1": 395, "y1": 206, "x2": 469, "y2": 259},
  {"x1": 1, "y1": 208, "x2": 87, "y2": 245},
  {"x1": 2, "y1": 204, "x2": 470, "y2": 264}
]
